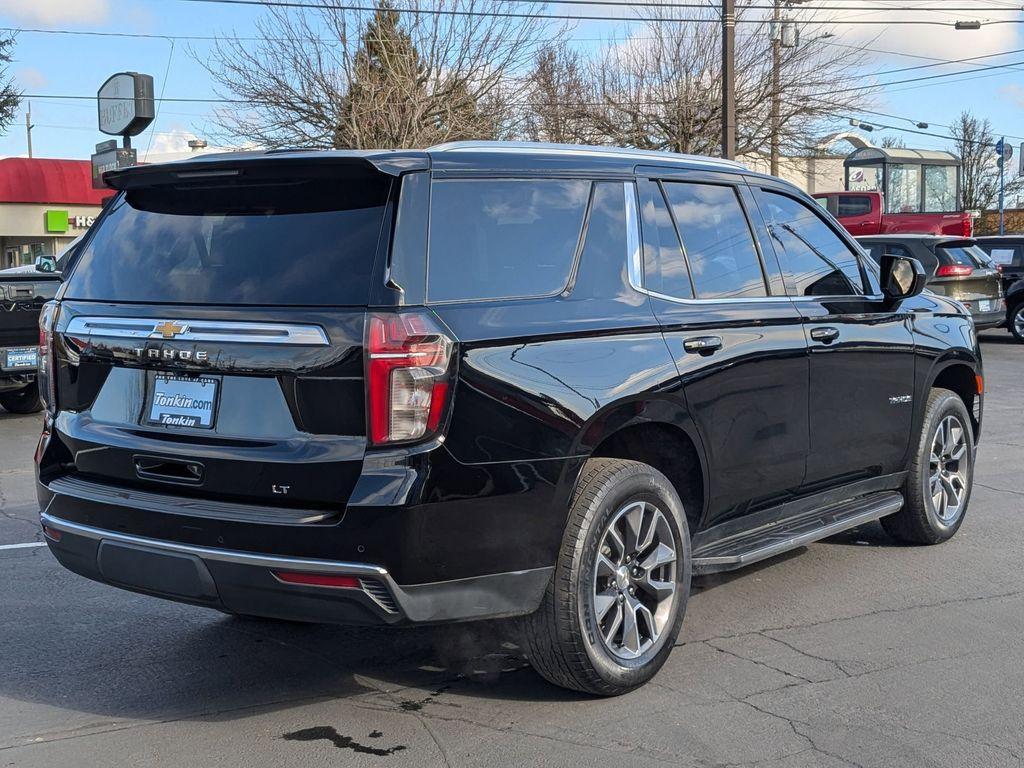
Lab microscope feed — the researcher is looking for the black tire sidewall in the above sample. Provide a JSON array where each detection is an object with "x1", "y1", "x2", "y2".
[
  {"x1": 0, "y1": 381, "x2": 42, "y2": 414},
  {"x1": 1010, "y1": 303, "x2": 1024, "y2": 343},
  {"x1": 574, "y1": 468, "x2": 691, "y2": 689},
  {"x1": 916, "y1": 391, "x2": 975, "y2": 538}
]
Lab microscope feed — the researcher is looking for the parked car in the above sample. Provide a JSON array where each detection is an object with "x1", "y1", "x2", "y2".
[
  {"x1": 813, "y1": 191, "x2": 974, "y2": 238},
  {"x1": 37, "y1": 143, "x2": 982, "y2": 696},
  {"x1": 973, "y1": 236, "x2": 1024, "y2": 340},
  {"x1": 858, "y1": 235, "x2": 1004, "y2": 330},
  {"x1": 0, "y1": 241, "x2": 77, "y2": 413}
]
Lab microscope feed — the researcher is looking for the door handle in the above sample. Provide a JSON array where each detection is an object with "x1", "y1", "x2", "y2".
[
  {"x1": 683, "y1": 336, "x2": 723, "y2": 355},
  {"x1": 809, "y1": 326, "x2": 840, "y2": 344}
]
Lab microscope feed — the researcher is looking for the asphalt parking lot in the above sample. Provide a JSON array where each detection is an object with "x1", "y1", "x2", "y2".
[{"x1": 1, "y1": 331, "x2": 1022, "y2": 768}]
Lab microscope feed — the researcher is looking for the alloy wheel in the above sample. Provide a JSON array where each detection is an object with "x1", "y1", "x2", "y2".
[
  {"x1": 592, "y1": 500, "x2": 678, "y2": 660},
  {"x1": 929, "y1": 414, "x2": 970, "y2": 524},
  {"x1": 1013, "y1": 305, "x2": 1024, "y2": 338}
]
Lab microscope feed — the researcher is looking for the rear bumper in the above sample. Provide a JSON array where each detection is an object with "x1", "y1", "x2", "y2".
[
  {"x1": 40, "y1": 511, "x2": 552, "y2": 625},
  {"x1": 972, "y1": 309, "x2": 1006, "y2": 330}
]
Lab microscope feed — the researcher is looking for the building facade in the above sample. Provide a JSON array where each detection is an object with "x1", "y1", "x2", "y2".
[{"x1": 0, "y1": 158, "x2": 108, "y2": 270}]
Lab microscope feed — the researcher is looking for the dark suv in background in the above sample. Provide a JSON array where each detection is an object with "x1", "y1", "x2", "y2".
[
  {"x1": 974, "y1": 235, "x2": 1024, "y2": 342},
  {"x1": 37, "y1": 143, "x2": 982, "y2": 696},
  {"x1": 858, "y1": 235, "x2": 1005, "y2": 330}
]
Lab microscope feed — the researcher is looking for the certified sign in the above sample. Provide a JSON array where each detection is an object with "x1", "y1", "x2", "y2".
[{"x1": 97, "y1": 72, "x2": 155, "y2": 136}]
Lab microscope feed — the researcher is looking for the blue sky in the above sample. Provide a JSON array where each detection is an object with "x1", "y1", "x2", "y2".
[{"x1": 1, "y1": 0, "x2": 1023, "y2": 160}]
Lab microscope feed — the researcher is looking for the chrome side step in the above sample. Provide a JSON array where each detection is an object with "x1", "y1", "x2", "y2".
[{"x1": 692, "y1": 491, "x2": 904, "y2": 574}]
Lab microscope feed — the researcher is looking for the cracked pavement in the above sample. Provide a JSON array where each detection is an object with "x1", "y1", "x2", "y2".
[{"x1": 1, "y1": 330, "x2": 1022, "y2": 768}]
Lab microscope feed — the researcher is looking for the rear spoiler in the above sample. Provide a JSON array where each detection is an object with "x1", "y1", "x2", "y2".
[{"x1": 104, "y1": 150, "x2": 430, "y2": 191}]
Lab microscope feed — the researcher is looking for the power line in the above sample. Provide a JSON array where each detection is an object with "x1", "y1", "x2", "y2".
[{"x1": 168, "y1": 0, "x2": 1024, "y2": 25}]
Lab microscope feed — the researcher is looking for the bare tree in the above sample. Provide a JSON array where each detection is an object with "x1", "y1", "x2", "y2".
[
  {"x1": 0, "y1": 35, "x2": 20, "y2": 136},
  {"x1": 550, "y1": 6, "x2": 871, "y2": 158},
  {"x1": 949, "y1": 111, "x2": 1021, "y2": 211},
  {"x1": 880, "y1": 134, "x2": 905, "y2": 149},
  {"x1": 522, "y1": 42, "x2": 600, "y2": 144},
  {"x1": 198, "y1": 0, "x2": 556, "y2": 149}
]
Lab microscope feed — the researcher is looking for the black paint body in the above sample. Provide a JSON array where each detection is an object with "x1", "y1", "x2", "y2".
[{"x1": 36, "y1": 146, "x2": 983, "y2": 623}]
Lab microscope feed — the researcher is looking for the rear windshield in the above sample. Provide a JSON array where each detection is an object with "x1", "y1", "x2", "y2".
[
  {"x1": 938, "y1": 245, "x2": 988, "y2": 268},
  {"x1": 64, "y1": 177, "x2": 390, "y2": 305}
]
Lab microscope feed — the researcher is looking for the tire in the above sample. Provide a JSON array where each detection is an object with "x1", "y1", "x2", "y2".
[
  {"x1": 0, "y1": 381, "x2": 43, "y2": 414},
  {"x1": 518, "y1": 458, "x2": 691, "y2": 696},
  {"x1": 1009, "y1": 301, "x2": 1024, "y2": 343},
  {"x1": 882, "y1": 388, "x2": 974, "y2": 545}
]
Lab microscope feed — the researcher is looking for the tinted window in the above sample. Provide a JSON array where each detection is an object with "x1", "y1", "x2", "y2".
[
  {"x1": 427, "y1": 179, "x2": 589, "y2": 302},
  {"x1": 837, "y1": 195, "x2": 872, "y2": 217},
  {"x1": 939, "y1": 245, "x2": 988, "y2": 268},
  {"x1": 984, "y1": 245, "x2": 1021, "y2": 267},
  {"x1": 639, "y1": 180, "x2": 691, "y2": 299},
  {"x1": 663, "y1": 182, "x2": 767, "y2": 300},
  {"x1": 863, "y1": 242, "x2": 912, "y2": 264},
  {"x1": 757, "y1": 190, "x2": 865, "y2": 296},
  {"x1": 65, "y1": 178, "x2": 390, "y2": 305}
]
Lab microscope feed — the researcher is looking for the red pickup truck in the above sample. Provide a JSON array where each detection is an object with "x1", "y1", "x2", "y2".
[{"x1": 812, "y1": 191, "x2": 973, "y2": 238}]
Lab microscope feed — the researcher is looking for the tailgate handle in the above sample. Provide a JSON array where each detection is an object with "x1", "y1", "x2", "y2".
[
  {"x1": 10, "y1": 286, "x2": 33, "y2": 297},
  {"x1": 134, "y1": 456, "x2": 204, "y2": 485}
]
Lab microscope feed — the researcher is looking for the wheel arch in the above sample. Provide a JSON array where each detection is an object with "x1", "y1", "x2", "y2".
[
  {"x1": 571, "y1": 399, "x2": 709, "y2": 533},
  {"x1": 924, "y1": 357, "x2": 982, "y2": 438}
]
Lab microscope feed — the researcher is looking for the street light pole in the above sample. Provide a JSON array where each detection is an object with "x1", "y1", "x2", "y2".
[
  {"x1": 25, "y1": 102, "x2": 33, "y2": 159},
  {"x1": 722, "y1": 0, "x2": 736, "y2": 159}
]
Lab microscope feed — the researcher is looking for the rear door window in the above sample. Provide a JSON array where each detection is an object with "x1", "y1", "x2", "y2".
[
  {"x1": 662, "y1": 182, "x2": 768, "y2": 300},
  {"x1": 755, "y1": 189, "x2": 866, "y2": 296},
  {"x1": 638, "y1": 180, "x2": 692, "y2": 299},
  {"x1": 986, "y1": 246, "x2": 1019, "y2": 267},
  {"x1": 837, "y1": 195, "x2": 872, "y2": 217},
  {"x1": 64, "y1": 176, "x2": 391, "y2": 306},
  {"x1": 427, "y1": 179, "x2": 590, "y2": 302}
]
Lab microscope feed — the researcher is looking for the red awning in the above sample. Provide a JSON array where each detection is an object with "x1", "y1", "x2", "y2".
[{"x1": 0, "y1": 158, "x2": 108, "y2": 206}]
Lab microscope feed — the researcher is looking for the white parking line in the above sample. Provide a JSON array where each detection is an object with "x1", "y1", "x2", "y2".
[{"x1": 0, "y1": 542, "x2": 47, "y2": 551}]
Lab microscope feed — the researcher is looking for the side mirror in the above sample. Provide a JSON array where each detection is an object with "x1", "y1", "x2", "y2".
[
  {"x1": 880, "y1": 254, "x2": 927, "y2": 303},
  {"x1": 34, "y1": 254, "x2": 56, "y2": 273}
]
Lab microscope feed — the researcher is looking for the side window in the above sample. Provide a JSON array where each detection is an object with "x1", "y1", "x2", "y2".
[
  {"x1": 662, "y1": 182, "x2": 768, "y2": 300},
  {"x1": 837, "y1": 195, "x2": 872, "y2": 217},
  {"x1": 427, "y1": 178, "x2": 590, "y2": 302},
  {"x1": 638, "y1": 180, "x2": 692, "y2": 299},
  {"x1": 756, "y1": 189, "x2": 866, "y2": 296}
]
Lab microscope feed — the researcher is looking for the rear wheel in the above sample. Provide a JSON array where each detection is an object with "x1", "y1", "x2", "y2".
[
  {"x1": 0, "y1": 381, "x2": 43, "y2": 414},
  {"x1": 883, "y1": 388, "x2": 974, "y2": 544},
  {"x1": 518, "y1": 458, "x2": 690, "y2": 696},
  {"x1": 1009, "y1": 301, "x2": 1024, "y2": 343}
]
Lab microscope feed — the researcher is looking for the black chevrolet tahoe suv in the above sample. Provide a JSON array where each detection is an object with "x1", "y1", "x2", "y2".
[{"x1": 37, "y1": 142, "x2": 982, "y2": 696}]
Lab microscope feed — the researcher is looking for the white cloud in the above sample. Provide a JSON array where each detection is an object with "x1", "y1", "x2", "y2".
[
  {"x1": 3, "y1": 0, "x2": 110, "y2": 25},
  {"x1": 145, "y1": 128, "x2": 201, "y2": 157},
  {"x1": 16, "y1": 67, "x2": 47, "y2": 90},
  {"x1": 999, "y1": 84, "x2": 1024, "y2": 110}
]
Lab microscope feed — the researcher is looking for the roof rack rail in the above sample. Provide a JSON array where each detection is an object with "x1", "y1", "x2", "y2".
[{"x1": 426, "y1": 140, "x2": 746, "y2": 169}]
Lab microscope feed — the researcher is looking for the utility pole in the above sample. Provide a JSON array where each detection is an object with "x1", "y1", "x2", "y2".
[
  {"x1": 25, "y1": 102, "x2": 33, "y2": 159},
  {"x1": 770, "y1": 1, "x2": 781, "y2": 176},
  {"x1": 721, "y1": 0, "x2": 736, "y2": 159},
  {"x1": 999, "y1": 136, "x2": 1006, "y2": 236}
]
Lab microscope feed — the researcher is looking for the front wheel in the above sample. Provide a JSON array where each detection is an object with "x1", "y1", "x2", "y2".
[
  {"x1": 1009, "y1": 301, "x2": 1024, "y2": 343},
  {"x1": 0, "y1": 381, "x2": 43, "y2": 414},
  {"x1": 518, "y1": 458, "x2": 691, "y2": 696},
  {"x1": 883, "y1": 388, "x2": 974, "y2": 544}
]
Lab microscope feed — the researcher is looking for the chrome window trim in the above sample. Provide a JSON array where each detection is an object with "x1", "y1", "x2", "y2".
[
  {"x1": 624, "y1": 181, "x2": 644, "y2": 290},
  {"x1": 64, "y1": 316, "x2": 330, "y2": 346}
]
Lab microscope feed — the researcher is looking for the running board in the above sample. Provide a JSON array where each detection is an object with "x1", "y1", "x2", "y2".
[{"x1": 692, "y1": 491, "x2": 904, "y2": 574}]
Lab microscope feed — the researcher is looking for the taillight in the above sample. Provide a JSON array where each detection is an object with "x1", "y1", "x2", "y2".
[
  {"x1": 962, "y1": 218, "x2": 973, "y2": 238},
  {"x1": 936, "y1": 265, "x2": 973, "y2": 277},
  {"x1": 37, "y1": 300, "x2": 59, "y2": 413},
  {"x1": 365, "y1": 311, "x2": 454, "y2": 446}
]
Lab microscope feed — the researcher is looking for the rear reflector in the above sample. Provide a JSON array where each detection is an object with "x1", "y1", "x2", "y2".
[
  {"x1": 272, "y1": 571, "x2": 361, "y2": 589},
  {"x1": 42, "y1": 525, "x2": 62, "y2": 542}
]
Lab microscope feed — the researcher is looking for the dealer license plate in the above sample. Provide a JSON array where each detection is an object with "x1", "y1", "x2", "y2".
[
  {"x1": 5, "y1": 347, "x2": 38, "y2": 369},
  {"x1": 147, "y1": 374, "x2": 219, "y2": 429}
]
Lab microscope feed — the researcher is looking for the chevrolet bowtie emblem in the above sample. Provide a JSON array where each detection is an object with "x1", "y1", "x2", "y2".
[{"x1": 154, "y1": 321, "x2": 188, "y2": 339}]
